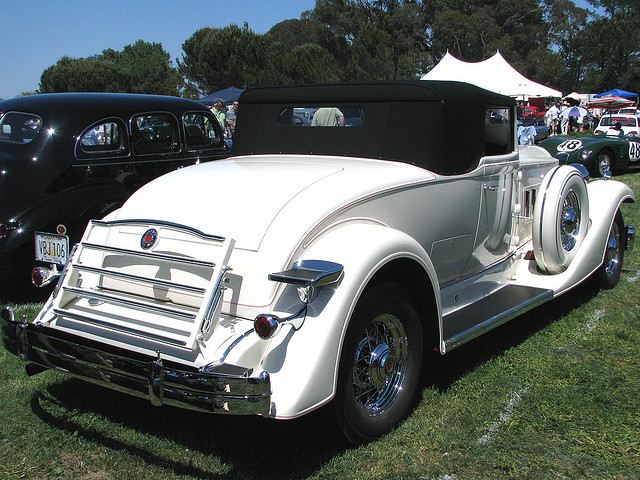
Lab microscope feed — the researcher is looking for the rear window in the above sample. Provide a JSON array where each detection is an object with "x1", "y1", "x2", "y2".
[
  {"x1": 278, "y1": 107, "x2": 365, "y2": 127},
  {"x1": 0, "y1": 112, "x2": 42, "y2": 144},
  {"x1": 131, "y1": 112, "x2": 179, "y2": 155},
  {"x1": 600, "y1": 116, "x2": 637, "y2": 127}
]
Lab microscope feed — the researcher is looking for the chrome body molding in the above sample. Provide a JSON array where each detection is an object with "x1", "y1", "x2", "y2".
[{"x1": 0, "y1": 314, "x2": 271, "y2": 416}]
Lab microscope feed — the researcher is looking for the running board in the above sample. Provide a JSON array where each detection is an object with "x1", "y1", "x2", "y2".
[{"x1": 441, "y1": 285, "x2": 553, "y2": 353}]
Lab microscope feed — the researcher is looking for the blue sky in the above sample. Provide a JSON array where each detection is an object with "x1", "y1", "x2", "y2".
[
  {"x1": 2, "y1": 0, "x2": 597, "y2": 101},
  {"x1": 1, "y1": 0, "x2": 317, "y2": 100}
]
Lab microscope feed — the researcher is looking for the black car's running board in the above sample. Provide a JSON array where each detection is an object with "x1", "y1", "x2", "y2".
[{"x1": 441, "y1": 285, "x2": 553, "y2": 353}]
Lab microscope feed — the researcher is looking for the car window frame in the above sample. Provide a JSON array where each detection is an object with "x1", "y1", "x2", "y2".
[
  {"x1": 75, "y1": 117, "x2": 130, "y2": 160},
  {"x1": 0, "y1": 111, "x2": 44, "y2": 145},
  {"x1": 182, "y1": 110, "x2": 225, "y2": 151},
  {"x1": 130, "y1": 111, "x2": 181, "y2": 157}
]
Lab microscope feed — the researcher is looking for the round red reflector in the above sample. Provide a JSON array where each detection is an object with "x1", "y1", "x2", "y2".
[
  {"x1": 254, "y1": 314, "x2": 278, "y2": 339},
  {"x1": 31, "y1": 268, "x2": 44, "y2": 287}
]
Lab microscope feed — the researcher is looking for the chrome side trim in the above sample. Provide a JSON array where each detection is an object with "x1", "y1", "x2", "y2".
[
  {"x1": 442, "y1": 286, "x2": 553, "y2": 353},
  {"x1": 90, "y1": 219, "x2": 225, "y2": 242}
]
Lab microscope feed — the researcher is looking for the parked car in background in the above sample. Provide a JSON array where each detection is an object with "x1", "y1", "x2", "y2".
[
  {"x1": 523, "y1": 105, "x2": 545, "y2": 120},
  {"x1": 594, "y1": 114, "x2": 640, "y2": 136},
  {"x1": 617, "y1": 107, "x2": 638, "y2": 116},
  {"x1": 540, "y1": 134, "x2": 640, "y2": 177},
  {"x1": 0, "y1": 93, "x2": 228, "y2": 288},
  {"x1": 1, "y1": 81, "x2": 634, "y2": 444},
  {"x1": 518, "y1": 116, "x2": 549, "y2": 144}
]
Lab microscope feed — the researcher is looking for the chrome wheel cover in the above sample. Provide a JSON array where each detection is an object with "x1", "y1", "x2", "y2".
[
  {"x1": 560, "y1": 190, "x2": 581, "y2": 252},
  {"x1": 352, "y1": 313, "x2": 408, "y2": 416},
  {"x1": 597, "y1": 153, "x2": 611, "y2": 176},
  {"x1": 603, "y1": 220, "x2": 621, "y2": 276}
]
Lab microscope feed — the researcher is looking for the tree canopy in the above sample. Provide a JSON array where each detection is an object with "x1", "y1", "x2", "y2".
[
  {"x1": 37, "y1": 0, "x2": 639, "y2": 97},
  {"x1": 39, "y1": 40, "x2": 183, "y2": 96}
]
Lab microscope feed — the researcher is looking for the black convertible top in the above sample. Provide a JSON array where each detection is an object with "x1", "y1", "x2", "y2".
[{"x1": 233, "y1": 80, "x2": 516, "y2": 175}]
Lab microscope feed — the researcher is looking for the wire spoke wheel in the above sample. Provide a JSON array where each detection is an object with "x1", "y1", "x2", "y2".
[
  {"x1": 560, "y1": 190, "x2": 581, "y2": 252},
  {"x1": 595, "y1": 151, "x2": 612, "y2": 177},
  {"x1": 335, "y1": 283, "x2": 423, "y2": 444},
  {"x1": 352, "y1": 313, "x2": 408, "y2": 416}
]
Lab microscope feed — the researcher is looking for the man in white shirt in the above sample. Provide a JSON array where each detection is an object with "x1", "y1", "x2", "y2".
[{"x1": 545, "y1": 103, "x2": 560, "y2": 136}]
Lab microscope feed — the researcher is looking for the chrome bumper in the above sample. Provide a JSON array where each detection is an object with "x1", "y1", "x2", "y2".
[{"x1": 0, "y1": 307, "x2": 271, "y2": 416}]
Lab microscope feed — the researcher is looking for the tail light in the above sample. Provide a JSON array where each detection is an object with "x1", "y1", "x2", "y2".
[
  {"x1": 254, "y1": 314, "x2": 280, "y2": 339},
  {"x1": 31, "y1": 267, "x2": 59, "y2": 288}
]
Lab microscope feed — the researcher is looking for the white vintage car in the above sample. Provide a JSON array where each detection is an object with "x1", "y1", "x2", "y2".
[{"x1": 1, "y1": 81, "x2": 635, "y2": 443}]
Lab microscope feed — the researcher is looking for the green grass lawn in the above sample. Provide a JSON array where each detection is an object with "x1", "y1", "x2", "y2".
[{"x1": 1, "y1": 172, "x2": 639, "y2": 480}]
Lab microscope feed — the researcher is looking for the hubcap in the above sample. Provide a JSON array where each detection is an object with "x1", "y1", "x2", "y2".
[
  {"x1": 561, "y1": 191, "x2": 581, "y2": 251},
  {"x1": 352, "y1": 313, "x2": 408, "y2": 416}
]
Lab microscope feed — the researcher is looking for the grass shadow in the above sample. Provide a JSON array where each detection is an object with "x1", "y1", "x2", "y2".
[{"x1": 32, "y1": 377, "x2": 348, "y2": 479}]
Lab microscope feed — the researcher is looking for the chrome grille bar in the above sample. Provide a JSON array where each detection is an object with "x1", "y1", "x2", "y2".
[
  {"x1": 49, "y1": 220, "x2": 235, "y2": 352},
  {"x1": 62, "y1": 287, "x2": 197, "y2": 320},
  {"x1": 71, "y1": 263, "x2": 206, "y2": 295}
]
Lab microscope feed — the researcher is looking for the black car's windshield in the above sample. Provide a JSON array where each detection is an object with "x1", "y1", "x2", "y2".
[{"x1": 0, "y1": 112, "x2": 42, "y2": 144}]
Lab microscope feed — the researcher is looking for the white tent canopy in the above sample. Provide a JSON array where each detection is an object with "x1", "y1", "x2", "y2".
[{"x1": 422, "y1": 51, "x2": 562, "y2": 99}]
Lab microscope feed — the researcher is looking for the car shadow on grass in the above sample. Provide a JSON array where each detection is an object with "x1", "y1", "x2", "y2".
[
  {"x1": 28, "y1": 282, "x2": 600, "y2": 479},
  {"x1": 31, "y1": 376, "x2": 348, "y2": 479},
  {"x1": 423, "y1": 280, "x2": 600, "y2": 392}
]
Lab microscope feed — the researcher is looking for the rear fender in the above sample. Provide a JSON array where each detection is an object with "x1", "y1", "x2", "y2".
[{"x1": 260, "y1": 221, "x2": 439, "y2": 419}]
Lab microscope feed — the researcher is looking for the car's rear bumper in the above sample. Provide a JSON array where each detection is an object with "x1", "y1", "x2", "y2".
[{"x1": 0, "y1": 307, "x2": 271, "y2": 416}]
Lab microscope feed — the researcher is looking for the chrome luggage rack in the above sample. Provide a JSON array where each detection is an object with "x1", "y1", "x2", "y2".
[{"x1": 45, "y1": 219, "x2": 235, "y2": 353}]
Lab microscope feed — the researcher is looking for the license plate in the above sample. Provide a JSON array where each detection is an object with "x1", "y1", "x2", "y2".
[{"x1": 35, "y1": 232, "x2": 69, "y2": 265}]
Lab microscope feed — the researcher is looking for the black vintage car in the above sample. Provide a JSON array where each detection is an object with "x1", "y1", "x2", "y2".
[{"x1": 0, "y1": 93, "x2": 228, "y2": 288}]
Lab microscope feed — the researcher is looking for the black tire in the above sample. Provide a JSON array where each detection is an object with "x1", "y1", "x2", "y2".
[
  {"x1": 334, "y1": 283, "x2": 423, "y2": 444},
  {"x1": 594, "y1": 209, "x2": 625, "y2": 289},
  {"x1": 593, "y1": 150, "x2": 613, "y2": 177}
]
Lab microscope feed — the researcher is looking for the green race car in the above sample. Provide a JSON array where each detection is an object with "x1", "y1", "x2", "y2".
[{"x1": 540, "y1": 134, "x2": 640, "y2": 177}]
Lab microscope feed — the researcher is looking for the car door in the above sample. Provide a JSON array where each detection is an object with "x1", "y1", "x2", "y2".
[{"x1": 463, "y1": 106, "x2": 517, "y2": 276}]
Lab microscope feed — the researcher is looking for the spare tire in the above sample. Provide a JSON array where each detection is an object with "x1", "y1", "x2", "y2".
[{"x1": 533, "y1": 165, "x2": 589, "y2": 274}]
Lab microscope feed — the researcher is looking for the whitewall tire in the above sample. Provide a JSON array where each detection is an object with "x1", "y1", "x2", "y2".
[{"x1": 533, "y1": 165, "x2": 589, "y2": 274}]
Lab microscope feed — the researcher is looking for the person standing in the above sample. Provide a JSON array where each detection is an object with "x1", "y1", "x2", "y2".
[
  {"x1": 311, "y1": 107, "x2": 344, "y2": 126},
  {"x1": 212, "y1": 98, "x2": 232, "y2": 138},
  {"x1": 227, "y1": 100, "x2": 238, "y2": 137},
  {"x1": 545, "y1": 103, "x2": 560, "y2": 136}
]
